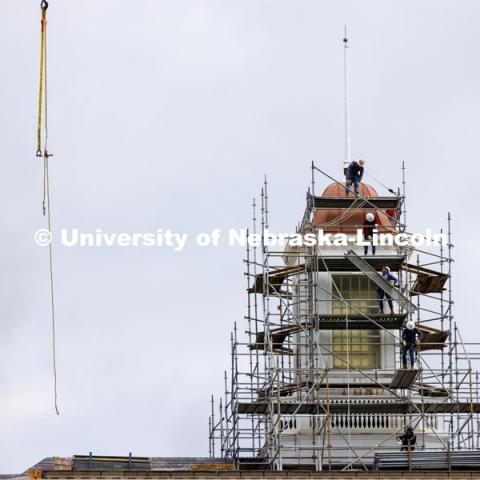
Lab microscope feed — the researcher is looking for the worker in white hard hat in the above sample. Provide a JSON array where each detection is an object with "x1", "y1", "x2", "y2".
[
  {"x1": 402, "y1": 321, "x2": 421, "y2": 369},
  {"x1": 378, "y1": 266, "x2": 398, "y2": 314},
  {"x1": 363, "y1": 212, "x2": 377, "y2": 255},
  {"x1": 345, "y1": 159, "x2": 365, "y2": 196}
]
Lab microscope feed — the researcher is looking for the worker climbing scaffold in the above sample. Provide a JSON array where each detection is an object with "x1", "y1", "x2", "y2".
[
  {"x1": 363, "y1": 212, "x2": 377, "y2": 255},
  {"x1": 378, "y1": 266, "x2": 398, "y2": 314},
  {"x1": 402, "y1": 321, "x2": 421, "y2": 370}
]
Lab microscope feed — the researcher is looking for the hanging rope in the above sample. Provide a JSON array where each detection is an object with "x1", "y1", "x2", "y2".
[
  {"x1": 45, "y1": 154, "x2": 59, "y2": 416},
  {"x1": 36, "y1": 0, "x2": 59, "y2": 416}
]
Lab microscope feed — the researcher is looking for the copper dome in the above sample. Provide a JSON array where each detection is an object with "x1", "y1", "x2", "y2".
[{"x1": 312, "y1": 182, "x2": 397, "y2": 234}]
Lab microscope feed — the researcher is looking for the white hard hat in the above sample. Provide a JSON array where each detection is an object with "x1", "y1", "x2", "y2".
[
  {"x1": 366, "y1": 213, "x2": 375, "y2": 222},
  {"x1": 383, "y1": 266, "x2": 391, "y2": 273},
  {"x1": 406, "y1": 321, "x2": 415, "y2": 330}
]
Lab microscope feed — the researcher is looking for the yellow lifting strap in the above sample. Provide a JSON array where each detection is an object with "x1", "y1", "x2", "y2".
[{"x1": 36, "y1": 1, "x2": 48, "y2": 156}]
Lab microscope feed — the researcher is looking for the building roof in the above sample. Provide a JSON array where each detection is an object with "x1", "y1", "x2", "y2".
[
  {"x1": 26, "y1": 457, "x2": 233, "y2": 475},
  {"x1": 16, "y1": 456, "x2": 480, "y2": 479}
]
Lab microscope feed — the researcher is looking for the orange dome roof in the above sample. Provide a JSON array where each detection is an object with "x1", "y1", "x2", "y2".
[
  {"x1": 321, "y1": 182, "x2": 380, "y2": 197},
  {"x1": 313, "y1": 182, "x2": 397, "y2": 234}
]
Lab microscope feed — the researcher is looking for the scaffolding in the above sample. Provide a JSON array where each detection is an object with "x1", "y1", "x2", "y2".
[{"x1": 208, "y1": 163, "x2": 480, "y2": 471}]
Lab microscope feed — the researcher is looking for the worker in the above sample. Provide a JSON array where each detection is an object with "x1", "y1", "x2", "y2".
[
  {"x1": 378, "y1": 266, "x2": 397, "y2": 314},
  {"x1": 345, "y1": 159, "x2": 365, "y2": 195},
  {"x1": 396, "y1": 426, "x2": 417, "y2": 452},
  {"x1": 402, "y1": 320, "x2": 421, "y2": 369},
  {"x1": 363, "y1": 212, "x2": 377, "y2": 255}
]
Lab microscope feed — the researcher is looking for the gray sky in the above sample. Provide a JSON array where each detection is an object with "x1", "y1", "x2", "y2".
[{"x1": 1, "y1": 0, "x2": 479, "y2": 473}]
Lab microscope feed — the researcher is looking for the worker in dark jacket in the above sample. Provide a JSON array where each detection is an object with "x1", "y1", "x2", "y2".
[
  {"x1": 378, "y1": 266, "x2": 397, "y2": 314},
  {"x1": 396, "y1": 426, "x2": 417, "y2": 452},
  {"x1": 363, "y1": 212, "x2": 377, "y2": 255},
  {"x1": 345, "y1": 159, "x2": 365, "y2": 195},
  {"x1": 402, "y1": 321, "x2": 421, "y2": 369}
]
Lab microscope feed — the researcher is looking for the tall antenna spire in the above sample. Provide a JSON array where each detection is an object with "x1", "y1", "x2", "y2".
[{"x1": 343, "y1": 26, "x2": 351, "y2": 175}]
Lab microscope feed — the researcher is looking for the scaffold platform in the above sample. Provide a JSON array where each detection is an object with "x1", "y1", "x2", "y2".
[
  {"x1": 250, "y1": 256, "x2": 406, "y2": 294},
  {"x1": 249, "y1": 314, "x2": 407, "y2": 353},
  {"x1": 389, "y1": 369, "x2": 419, "y2": 389},
  {"x1": 249, "y1": 316, "x2": 447, "y2": 354},
  {"x1": 310, "y1": 195, "x2": 401, "y2": 209},
  {"x1": 237, "y1": 401, "x2": 480, "y2": 415},
  {"x1": 256, "y1": 377, "x2": 449, "y2": 398}
]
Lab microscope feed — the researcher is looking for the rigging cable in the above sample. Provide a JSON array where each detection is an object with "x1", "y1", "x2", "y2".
[
  {"x1": 363, "y1": 171, "x2": 397, "y2": 195},
  {"x1": 37, "y1": 0, "x2": 59, "y2": 415}
]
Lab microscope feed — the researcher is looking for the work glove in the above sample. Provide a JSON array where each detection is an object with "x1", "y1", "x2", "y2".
[{"x1": 403, "y1": 340, "x2": 406, "y2": 346}]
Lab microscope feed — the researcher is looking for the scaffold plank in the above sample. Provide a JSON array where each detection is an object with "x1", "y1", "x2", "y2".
[
  {"x1": 311, "y1": 196, "x2": 401, "y2": 209},
  {"x1": 414, "y1": 384, "x2": 449, "y2": 397},
  {"x1": 248, "y1": 265, "x2": 305, "y2": 295},
  {"x1": 412, "y1": 274, "x2": 449, "y2": 295},
  {"x1": 418, "y1": 325, "x2": 449, "y2": 351},
  {"x1": 389, "y1": 369, "x2": 419, "y2": 389},
  {"x1": 404, "y1": 263, "x2": 449, "y2": 296}
]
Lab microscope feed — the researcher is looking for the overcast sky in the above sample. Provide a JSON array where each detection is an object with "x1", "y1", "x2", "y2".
[{"x1": 1, "y1": 0, "x2": 479, "y2": 473}]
